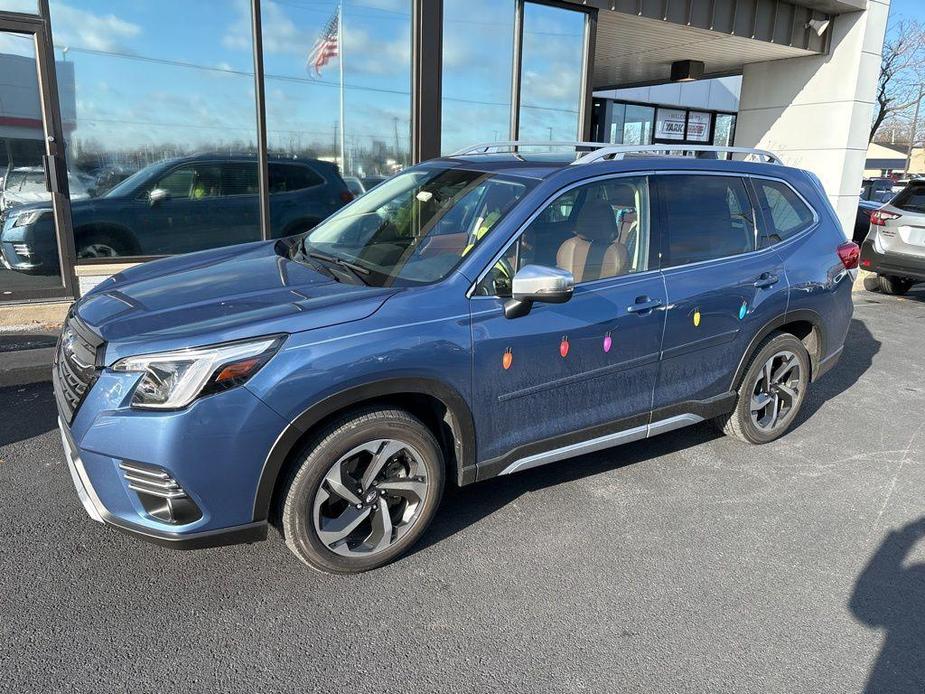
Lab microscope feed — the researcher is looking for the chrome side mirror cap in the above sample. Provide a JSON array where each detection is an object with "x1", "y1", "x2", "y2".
[
  {"x1": 148, "y1": 188, "x2": 170, "y2": 206},
  {"x1": 505, "y1": 264, "x2": 574, "y2": 319}
]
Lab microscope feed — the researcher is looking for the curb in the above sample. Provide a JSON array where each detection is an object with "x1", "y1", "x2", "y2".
[{"x1": 0, "y1": 347, "x2": 54, "y2": 388}]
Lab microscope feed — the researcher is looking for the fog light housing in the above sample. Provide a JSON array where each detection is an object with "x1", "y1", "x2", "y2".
[{"x1": 119, "y1": 461, "x2": 202, "y2": 525}]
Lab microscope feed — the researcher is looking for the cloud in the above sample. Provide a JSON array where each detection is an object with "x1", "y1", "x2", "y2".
[{"x1": 49, "y1": 2, "x2": 141, "y2": 52}]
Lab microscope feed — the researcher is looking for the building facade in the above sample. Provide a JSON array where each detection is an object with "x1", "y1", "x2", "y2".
[{"x1": 0, "y1": 0, "x2": 889, "y2": 322}]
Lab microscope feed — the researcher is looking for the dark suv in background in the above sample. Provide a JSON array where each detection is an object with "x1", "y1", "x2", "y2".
[{"x1": 0, "y1": 154, "x2": 353, "y2": 273}]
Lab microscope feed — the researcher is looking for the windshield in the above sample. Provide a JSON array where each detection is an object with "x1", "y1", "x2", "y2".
[
  {"x1": 298, "y1": 166, "x2": 535, "y2": 286},
  {"x1": 5, "y1": 170, "x2": 45, "y2": 194},
  {"x1": 103, "y1": 165, "x2": 159, "y2": 198}
]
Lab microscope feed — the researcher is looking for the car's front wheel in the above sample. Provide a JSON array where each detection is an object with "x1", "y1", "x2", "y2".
[
  {"x1": 714, "y1": 332, "x2": 810, "y2": 444},
  {"x1": 280, "y1": 407, "x2": 445, "y2": 574}
]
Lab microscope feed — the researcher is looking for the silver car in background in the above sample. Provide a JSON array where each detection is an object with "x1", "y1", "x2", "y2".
[{"x1": 861, "y1": 181, "x2": 925, "y2": 294}]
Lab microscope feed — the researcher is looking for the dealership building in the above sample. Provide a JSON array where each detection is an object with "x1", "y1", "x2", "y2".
[{"x1": 0, "y1": 0, "x2": 889, "y2": 322}]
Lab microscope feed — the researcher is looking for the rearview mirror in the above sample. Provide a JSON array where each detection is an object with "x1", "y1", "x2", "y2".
[
  {"x1": 148, "y1": 188, "x2": 170, "y2": 206},
  {"x1": 504, "y1": 264, "x2": 574, "y2": 319}
]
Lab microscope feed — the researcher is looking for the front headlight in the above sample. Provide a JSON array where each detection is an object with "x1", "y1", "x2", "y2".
[
  {"x1": 112, "y1": 336, "x2": 284, "y2": 409},
  {"x1": 13, "y1": 208, "x2": 52, "y2": 227}
]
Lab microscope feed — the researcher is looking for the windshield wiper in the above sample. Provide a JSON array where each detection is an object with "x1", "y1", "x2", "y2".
[
  {"x1": 307, "y1": 250, "x2": 371, "y2": 285},
  {"x1": 289, "y1": 243, "x2": 337, "y2": 279}
]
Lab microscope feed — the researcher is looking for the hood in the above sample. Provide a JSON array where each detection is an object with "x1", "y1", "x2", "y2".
[
  {"x1": 76, "y1": 240, "x2": 398, "y2": 360},
  {"x1": 2, "y1": 191, "x2": 89, "y2": 209}
]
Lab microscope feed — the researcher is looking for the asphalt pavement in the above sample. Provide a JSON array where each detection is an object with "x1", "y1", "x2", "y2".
[{"x1": 1, "y1": 286, "x2": 924, "y2": 693}]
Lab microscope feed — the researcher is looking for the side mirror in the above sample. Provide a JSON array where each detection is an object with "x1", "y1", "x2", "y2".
[
  {"x1": 148, "y1": 188, "x2": 170, "y2": 206},
  {"x1": 504, "y1": 264, "x2": 574, "y2": 319}
]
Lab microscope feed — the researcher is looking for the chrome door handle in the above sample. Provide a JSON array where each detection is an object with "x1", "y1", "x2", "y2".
[
  {"x1": 627, "y1": 297, "x2": 663, "y2": 314},
  {"x1": 754, "y1": 273, "x2": 780, "y2": 288}
]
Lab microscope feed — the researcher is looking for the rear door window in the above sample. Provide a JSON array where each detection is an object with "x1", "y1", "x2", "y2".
[
  {"x1": 658, "y1": 174, "x2": 757, "y2": 268},
  {"x1": 269, "y1": 164, "x2": 324, "y2": 193},
  {"x1": 754, "y1": 179, "x2": 816, "y2": 246},
  {"x1": 892, "y1": 183, "x2": 925, "y2": 213},
  {"x1": 222, "y1": 163, "x2": 259, "y2": 196}
]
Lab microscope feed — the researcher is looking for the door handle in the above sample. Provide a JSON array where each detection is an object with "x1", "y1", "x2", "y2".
[
  {"x1": 627, "y1": 297, "x2": 663, "y2": 314},
  {"x1": 753, "y1": 273, "x2": 780, "y2": 288}
]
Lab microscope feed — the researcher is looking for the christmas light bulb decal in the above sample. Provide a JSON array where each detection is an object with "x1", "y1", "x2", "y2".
[
  {"x1": 502, "y1": 347, "x2": 513, "y2": 371},
  {"x1": 693, "y1": 309, "x2": 702, "y2": 327},
  {"x1": 560, "y1": 336, "x2": 570, "y2": 358},
  {"x1": 738, "y1": 301, "x2": 748, "y2": 320},
  {"x1": 603, "y1": 331, "x2": 613, "y2": 353}
]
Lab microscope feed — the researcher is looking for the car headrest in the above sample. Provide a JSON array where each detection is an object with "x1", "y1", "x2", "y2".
[{"x1": 574, "y1": 199, "x2": 617, "y2": 243}]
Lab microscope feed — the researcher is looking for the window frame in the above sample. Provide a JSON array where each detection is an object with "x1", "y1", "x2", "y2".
[
  {"x1": 651, "y1": 171, "x2": 821, "y2": 272},
  {"x1": 467, "y1": 170, "x2": 660, "y2": 299}
]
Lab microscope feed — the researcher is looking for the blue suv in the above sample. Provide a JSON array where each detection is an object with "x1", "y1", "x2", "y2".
[
  {"x1": 1, "y1": 154, "x2": 352, "y2": 273},
  {"x1": 55, "y1": 144, "x2": 858, "y2": 573}
]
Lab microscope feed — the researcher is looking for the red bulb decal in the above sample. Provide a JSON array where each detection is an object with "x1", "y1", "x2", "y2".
[
  {"x1": 502, "y1": 348, "x2": 513, "y2": 370},
  {"x1": 603, "y1": 332, "x2": 612, "y2": 353},
  {"x1": 560, "y1": 336, "x2": 570, "y2": 358}
]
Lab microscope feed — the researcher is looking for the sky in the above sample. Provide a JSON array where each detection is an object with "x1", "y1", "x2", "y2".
[{"x1": 888, "y1": 0, "x2": 925, "y2": 25}]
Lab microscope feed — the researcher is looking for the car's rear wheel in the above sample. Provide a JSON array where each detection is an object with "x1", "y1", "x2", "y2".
[
  {"x1": 878, "y1": 274, "x2": 913, "y2": 295},
  {"x1": 280, "y1": 407, "x2": 444, "y2": 574},
  {"x1": 714, "y1": 333, "x2": 810, "y2": 444}
]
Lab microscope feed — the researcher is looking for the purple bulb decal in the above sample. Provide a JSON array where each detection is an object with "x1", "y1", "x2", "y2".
[{"x1": 603, "y1": 331, "x2": 612, "y2": 353}]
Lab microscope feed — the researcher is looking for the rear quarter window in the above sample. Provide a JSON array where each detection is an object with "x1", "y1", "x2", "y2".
[
  {"x1": 754, "y1": 179, "x2": 816, "y2": 245},
  {"x1": 269, "y1": 164, "x2": 324, "y2": 193}
]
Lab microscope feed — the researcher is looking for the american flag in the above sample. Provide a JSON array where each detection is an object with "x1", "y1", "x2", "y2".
[{"x1": 306, "y1": 7, "x2": 340, "y2": 77}]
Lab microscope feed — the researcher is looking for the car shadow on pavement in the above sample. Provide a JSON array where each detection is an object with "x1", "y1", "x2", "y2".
[
  {"x1": 792, "y1": 317, "x2": 880, "y2": 430},
  {"x1": 0, "y1": 382, "x2": 56, "y2": 449},
  {"x1": 849, "y1": 517, "x2": 925, "y2": 693},
  {"x1": 416, "y1": 422, "x2": 721, "y2": 556}
]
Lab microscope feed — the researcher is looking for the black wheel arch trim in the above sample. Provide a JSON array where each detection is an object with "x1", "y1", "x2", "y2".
[
  {"x1": 729, "y1": 309, "x2": 827, "y2": 390},
  {"x1": 251, "y1": 377, "x2": 477, "y2": 522}
]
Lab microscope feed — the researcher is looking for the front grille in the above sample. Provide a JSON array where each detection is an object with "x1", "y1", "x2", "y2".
[
  {"x1": 53, "y1": 313, "x2": 104, "y2": 424},
  {"x1": 12, "y1": 243, "x2": 32, "y2": 257}
]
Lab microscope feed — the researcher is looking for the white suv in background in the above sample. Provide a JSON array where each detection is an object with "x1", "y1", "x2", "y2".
[{"x1": 861, "y1": 181, "x2": 925, "y2": 294}]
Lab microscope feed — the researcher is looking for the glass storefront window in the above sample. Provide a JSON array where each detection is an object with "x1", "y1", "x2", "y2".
[
  {"x1": 441, "y1": 0, "x2": 514, "y2": 154},
  {"x1": 518, "y1": 3, "x2": 586, "y2": 142},
  {"x1": 261, "y1": 0, "x2": 411, "y2": 221},
  {"x1": 0, "y1": 31, "x2": 67, "y2": 295},
  {"x1": 714, "y1": 113, "x2": 737, "y2": 147},
  {"x1": 0, "y1": 1, "x2": 37, "y2": 13},
  {"x1": 43, "y1": 0, "x2": 261, "y2": 262},
  {"x1": 622, "y1": 105, "x2": 654, "y2": 145}
]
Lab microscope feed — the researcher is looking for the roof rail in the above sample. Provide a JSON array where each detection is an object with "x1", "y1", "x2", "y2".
[
  {"x1": 451, "y1": 141, "x2": 612, "y2": 156},
  {"x1": 450, "y1": 141, "x2": 782, "y2": 165},
  {"x1": 572, "y1": 144, "x2": 782, "y2": 165}
]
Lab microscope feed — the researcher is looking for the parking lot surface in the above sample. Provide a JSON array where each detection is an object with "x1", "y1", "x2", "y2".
[{"x1": 1, "y1": 287, "x2": 924, "y2": 693}]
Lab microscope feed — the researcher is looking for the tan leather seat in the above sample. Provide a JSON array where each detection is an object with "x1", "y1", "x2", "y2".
[{"x1": 556, "y1": 199, "x2": 629, "y2": 283}]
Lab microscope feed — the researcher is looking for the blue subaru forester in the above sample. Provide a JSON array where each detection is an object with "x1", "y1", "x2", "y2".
[{"x1": 55, "y1": 144, "x2": 858, "y2": 573}]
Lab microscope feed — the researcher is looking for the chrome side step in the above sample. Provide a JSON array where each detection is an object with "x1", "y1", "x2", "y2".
[{"x1": 498, "y1": 413, "x2": 704, "y2": 476}]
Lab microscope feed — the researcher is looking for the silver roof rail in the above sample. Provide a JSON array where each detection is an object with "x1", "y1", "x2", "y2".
[
  {"x1": 572, "y1": 144, "x2": 783, "y2": 165},
  {"x1": 451, "y1": 141, "x2": 612, "y2": 156},
  {"x1": 450, "y1": 141, "x2": 782, "y2": 165}
]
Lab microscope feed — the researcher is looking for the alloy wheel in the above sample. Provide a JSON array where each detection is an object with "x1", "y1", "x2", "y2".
[
  {"x1": 78, "y1": 243, "x2": 118, "y2": 259},
  {"x1": 750, "y1": 350, "x2": 802, "y2": 432},
  {"x1": 312, "y1": 439, "x2": 429, "y2": 557}
]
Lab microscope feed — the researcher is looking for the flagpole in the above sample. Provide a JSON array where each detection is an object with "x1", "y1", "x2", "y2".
[{"x1": 338, "y1": 1, "x2": 346, "y2": 175}]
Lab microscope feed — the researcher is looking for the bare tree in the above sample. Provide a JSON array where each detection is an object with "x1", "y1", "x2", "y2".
[{"x1": 871, "y1": 20, "x2": 925, "y2": 144}]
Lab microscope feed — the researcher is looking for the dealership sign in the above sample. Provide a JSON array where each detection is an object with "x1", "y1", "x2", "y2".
[
  {"x1": 687, "y1": 111, "x2": 711, "y2": 142},
  {"x1": 655, "y1": 108, "x2": 686, "y2": 140}
]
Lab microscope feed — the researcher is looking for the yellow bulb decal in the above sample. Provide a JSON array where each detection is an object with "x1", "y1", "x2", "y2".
[{"x1": 693, "y1": 310, "x2": 701, "y2": 327}]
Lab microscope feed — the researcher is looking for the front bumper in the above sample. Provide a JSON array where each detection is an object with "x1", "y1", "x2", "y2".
[
  {"x1": 861, "y1": 239, "x2": 925, "y2": 282},
  {"x1": 59, "y1": 417, "x2": 267, "y2": 549}
]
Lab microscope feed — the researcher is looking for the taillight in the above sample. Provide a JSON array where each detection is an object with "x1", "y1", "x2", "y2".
[
  {"x1": 837, "y1": 241, "x2": 860, "y2": 270},
  {"x1": 340, "y1": 191, "x2": 354, "y2": 204},
  {"x1": 870, "y1": 209, "x2": 901, "y2": 226}
]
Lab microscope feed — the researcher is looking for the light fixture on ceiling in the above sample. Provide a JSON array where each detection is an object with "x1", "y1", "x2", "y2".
[
  {"x1": 670, "y1": 60, "x2": 705, "y2": 82},
  {"x1": 806, "y1": 18, "x2": 831, "y2": 37}
]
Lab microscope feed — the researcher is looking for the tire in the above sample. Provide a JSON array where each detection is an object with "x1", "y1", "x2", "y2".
[
  {"x1": 713, "y1": 332, "x2": 811, "y2": 445},
  {"x1": 862, "y1": 274, "x2": 881, "y2": 293},
  {"x1": 76, "y1": 231, "x2": 129, "y2": 259},
  {"x1": 878, "y1": 274, "x2": 913, "y2": 295},
  {"x1": 280, "y1": 407, "x2": 445, "y2": 574}
]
